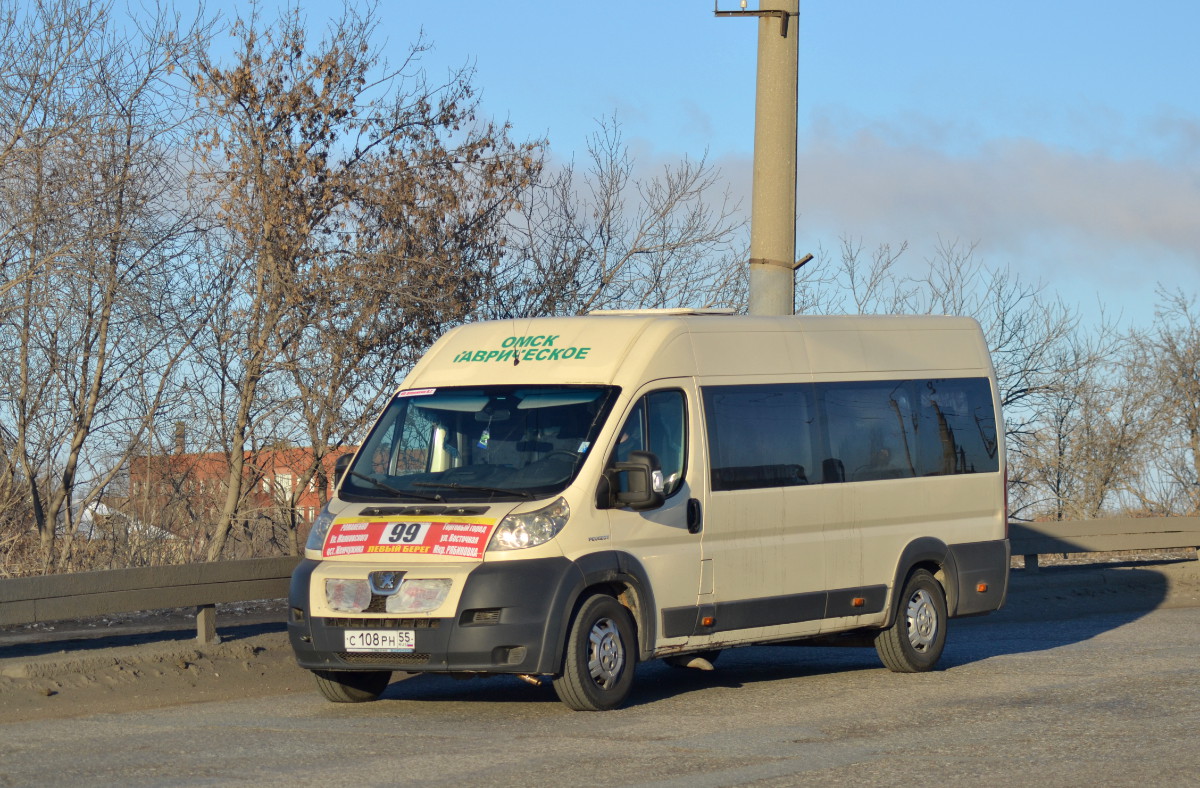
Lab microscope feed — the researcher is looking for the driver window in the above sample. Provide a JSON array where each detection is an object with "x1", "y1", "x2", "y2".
[{"x1": 614, "y1": 390, "x2": 687, "y2": 497}]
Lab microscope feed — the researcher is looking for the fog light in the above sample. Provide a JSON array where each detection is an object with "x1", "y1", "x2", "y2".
[
  {"x1": 325, "y1": 578, "x2": 370, "y2": 613},
  {"x1": 385, "y1": 579, "x2": 452, "y2": 614}
]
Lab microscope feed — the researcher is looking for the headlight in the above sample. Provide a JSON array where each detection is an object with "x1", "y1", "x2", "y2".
[
  {"x1": 306, "y1": 506, "x2": 336, "y2": 552},
  {"x1": 488, "y1": 497, "x2": 570, "y2": 551}
]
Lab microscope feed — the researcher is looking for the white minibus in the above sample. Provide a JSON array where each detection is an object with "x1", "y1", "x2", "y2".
[{"x1": 288, "y1": 311, "x2": 1009, "y2": 710}]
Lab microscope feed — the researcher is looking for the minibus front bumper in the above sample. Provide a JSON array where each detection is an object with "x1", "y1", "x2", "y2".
[{"x1": 287, "y1": 556, "x2": 581, "y2": 675}]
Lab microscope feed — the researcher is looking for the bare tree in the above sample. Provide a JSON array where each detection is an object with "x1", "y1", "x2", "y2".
[
  {"x1": 1125, "y1": 288, "x2": 1200, "y2": 516},
  {"x1": 795, "y1": 236, "x2": 912, "y2": 315},
  {"x1": 489, "y1": 117, "x2": 748, "y2": 318},
  {"x1": 1006, "y1": 327, "x2": 1153, "y2": 521},
  {"x1": 0, "y1": 0, "x2": 211, "y2": 569},
  {"x1": 187, "y1": 2, "x2": 539, "y2": 559}
]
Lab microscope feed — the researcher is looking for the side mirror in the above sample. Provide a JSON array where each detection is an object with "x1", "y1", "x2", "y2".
[
  {"x1": 334, "y1": 452, "x2": 354, "y2": 486},
  {"x1": 610, "y1": 450, "x2": 666, "y2": 511}
]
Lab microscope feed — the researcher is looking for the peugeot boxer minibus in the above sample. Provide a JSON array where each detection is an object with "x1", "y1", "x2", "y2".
[{"x1": 288, "y1": 311, "x2": 1009, "y2": 710}]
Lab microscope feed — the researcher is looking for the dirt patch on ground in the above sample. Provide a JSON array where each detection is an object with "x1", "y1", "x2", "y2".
[
  {"x1": 0, "y1": 602, "x2": 313, "y2": 722},
  {"x1": 0, "y1": 630, "x2": 311, "y2": 722},
  {"x1": 2, "y1": 558, "x2": 1198, "y2": 723}
]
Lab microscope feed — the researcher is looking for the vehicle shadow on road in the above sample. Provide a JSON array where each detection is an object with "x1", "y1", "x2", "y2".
[
  {"x1": 373, "y1": 649, "x2": 885, "y2": 708},
  {"x1": 939, "y1": 562, "x2": 1177, "y2": 667},
  {"x1": 625, "y1": 563, "x2": 1183, "y2": 707},
  {"x1": 373, "y1": 562, "x2": 1186, "y2": 709}
]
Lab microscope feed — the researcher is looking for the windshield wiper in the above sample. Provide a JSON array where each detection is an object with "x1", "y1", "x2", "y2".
[
  {"x1": 349, "y1": 471, "x2": 443, "y2": 502},
  {"x1": 413, "y1": 481, "x2": 533, "y2": 499}
]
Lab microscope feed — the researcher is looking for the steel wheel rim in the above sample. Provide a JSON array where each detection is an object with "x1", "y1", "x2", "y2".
[
  {"x1": 905, "y1": 588, "x2": 938, "y2": 652},
  {"x1": 587, "y1": 616, "x2": 625, "y2": 689}
]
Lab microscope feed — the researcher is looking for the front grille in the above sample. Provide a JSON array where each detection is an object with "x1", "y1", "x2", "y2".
[
  {"x1": 338, "y1": 652, "x2": 431, "y2": 665},
  {"x1": 324, "y1": 617, "x2": 441, "y2": 629}
]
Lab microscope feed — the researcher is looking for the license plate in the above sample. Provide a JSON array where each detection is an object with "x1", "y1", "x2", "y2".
[{"x1": 344, "y1": 629, "x2": 416, "y2": 652}]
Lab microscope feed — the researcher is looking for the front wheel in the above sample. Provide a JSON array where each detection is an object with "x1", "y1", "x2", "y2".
[
  {"x1": 875, "y1": 569, "x2": 947, "y2": 673},
  {"x1": 553, "y1": 594, "x2": 637, "y2": 711},
  {"x1": 312, "y1": 669, "x2": 391, "y2": 702}
]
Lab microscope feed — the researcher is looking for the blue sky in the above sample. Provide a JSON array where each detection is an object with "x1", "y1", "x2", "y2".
[{"x1": 232, "y1": 1, "x2": 1200, "y2": 329}]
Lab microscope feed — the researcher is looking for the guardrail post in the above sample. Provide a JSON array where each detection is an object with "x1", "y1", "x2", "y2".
[
  {"x1": 196, "y1": 604, "x2": 220, "y2": 644},
  {"x1": 1024, "y1": 553, "x2": 1039, "y2": 573}
]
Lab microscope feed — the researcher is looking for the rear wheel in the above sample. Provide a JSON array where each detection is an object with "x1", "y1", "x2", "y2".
[
  {"x1": 553, "y1": 594, "x2": 637, "y2": 711},
  {"x1": 312, "y1": 669, "x2": 391, "y2": 702},
  {"x1": 875, "y1": 569, "x2": 947, "y2": 672}
]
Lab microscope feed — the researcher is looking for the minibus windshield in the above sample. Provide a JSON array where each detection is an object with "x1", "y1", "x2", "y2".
[{"x1": 341, "y1": 385, "x2": 619, "y2": 502}]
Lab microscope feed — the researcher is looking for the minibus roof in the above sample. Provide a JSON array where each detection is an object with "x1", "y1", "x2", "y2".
[{"x1": 400, "y1": 312, "x2": 991, "y2": 391}]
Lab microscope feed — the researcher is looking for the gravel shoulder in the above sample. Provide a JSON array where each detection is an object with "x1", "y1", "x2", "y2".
[{"x1": 2, "y1": 556, "x2": 1198, "y2": 723}]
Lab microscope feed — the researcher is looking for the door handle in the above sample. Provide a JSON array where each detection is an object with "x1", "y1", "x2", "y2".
[{"x1": 687, "y1": 498, "x2": 702, "y2": 534}]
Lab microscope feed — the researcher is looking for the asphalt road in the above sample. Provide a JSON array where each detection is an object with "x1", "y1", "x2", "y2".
[{"x1": 3, "y1": 563, "x2": 1199, "y2": 787}]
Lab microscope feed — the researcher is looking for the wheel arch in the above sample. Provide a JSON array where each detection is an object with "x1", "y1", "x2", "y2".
[
  {"x1": 883, "y1": 537, "x2": 960, "y2": 627},
  {"x1": 544, "y1": 551, "x2": 657, "y2": 671}
]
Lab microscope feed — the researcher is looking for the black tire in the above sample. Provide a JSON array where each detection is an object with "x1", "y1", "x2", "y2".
[
  {"x1": 875, "y1": 569, "x2": 947, "y2": 673},
  {"x1": 552, "y1": 594, "x2": 637, "y2": 711},
  {"x1": 312, "y1": 669, "x2": 391, "y2": 703}
]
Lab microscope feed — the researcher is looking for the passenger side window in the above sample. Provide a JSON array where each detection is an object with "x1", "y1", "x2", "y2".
[
  {"x1": 613, "y1": 390, "x2": 687, "y2": 497},
  {"x1": 702, "y1": 377, "x2": 998, "y2": 491},
  {"x1": 822, "y1": 381, "x2": 918, "y2": 483},
  {"x1": 703, "y1": 384, "x2": 815, "y2": 491}
]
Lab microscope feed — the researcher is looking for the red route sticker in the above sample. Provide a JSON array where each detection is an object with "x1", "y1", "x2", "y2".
[{"x1": 323, "y1": 519, "x2": 495, "y2": 560}]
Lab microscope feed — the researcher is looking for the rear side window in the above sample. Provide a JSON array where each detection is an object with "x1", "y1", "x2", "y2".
[
  {"x1": 914, "y1": 378, "x2": 1000, "y2": 476},
  {"x1": 703, "y1": 377, "x2": 998, "y2": 492}
]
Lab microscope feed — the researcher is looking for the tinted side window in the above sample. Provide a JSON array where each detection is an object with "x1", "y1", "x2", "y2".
[
  {"x1": 701, "y1": 377, "x2": 998, "y2": 492},
  {"x1": 822, "y1": 381, "x2": 918, "y2": 483},
  {"x1": 703, "y1": 384, "x2": 814, "y2": 491},
  {"x1": 915, "y1": 378, "x2": 1000, "y2": 475}
]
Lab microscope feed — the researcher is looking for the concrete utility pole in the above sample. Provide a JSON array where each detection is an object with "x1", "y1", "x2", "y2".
[{"x1": 716, "y1": 1, "x2": 800, "y2": 316}]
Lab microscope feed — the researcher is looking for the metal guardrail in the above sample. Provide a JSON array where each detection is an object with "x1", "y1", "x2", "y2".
[
  {"x1": 0, "y1": 518, "x2": 1197, "y2": 646},
  {"x1": 1009, "y1": 517, "x2": 1200, "y2": 571},
  {"x1": 0, "y1": 556, "x2": 300, "y2": 643}
]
